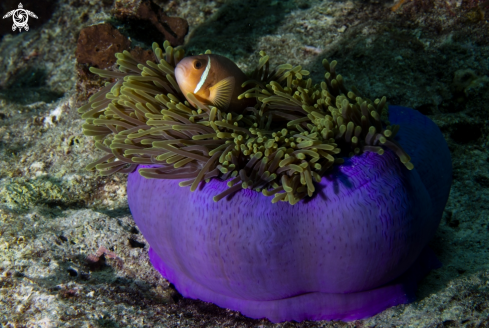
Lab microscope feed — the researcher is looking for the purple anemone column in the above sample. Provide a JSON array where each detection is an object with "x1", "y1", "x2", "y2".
[{"x1": 127, "y1": 106, "x2": 452, "y2": 322}]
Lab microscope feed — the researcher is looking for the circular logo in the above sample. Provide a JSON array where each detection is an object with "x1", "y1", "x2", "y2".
[{"x1": 13, "y1": 9, "x2": 28, "y2": 27}]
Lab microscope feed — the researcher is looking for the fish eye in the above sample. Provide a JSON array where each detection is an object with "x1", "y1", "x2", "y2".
[{"x1": 193, "y1": 60, "x2": 203, "y2": 69}]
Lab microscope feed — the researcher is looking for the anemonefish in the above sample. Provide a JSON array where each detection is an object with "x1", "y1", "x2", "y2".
[{"x1": 175, "y1": 54, "x2": 254, "y2": 112}]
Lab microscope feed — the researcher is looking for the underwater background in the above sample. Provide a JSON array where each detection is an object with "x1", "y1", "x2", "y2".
[{"x1": 0, "y1": 0, "x2": 488, "y2": 327}]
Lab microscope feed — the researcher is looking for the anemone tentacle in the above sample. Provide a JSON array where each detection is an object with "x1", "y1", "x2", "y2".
[{"x1": 79, "y1": 41, "x2": 414, "y2": 205}]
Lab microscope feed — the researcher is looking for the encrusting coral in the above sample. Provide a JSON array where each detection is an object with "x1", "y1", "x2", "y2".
[{"x1": 78, "y1": 41, "x2": 413, "y2": 205}]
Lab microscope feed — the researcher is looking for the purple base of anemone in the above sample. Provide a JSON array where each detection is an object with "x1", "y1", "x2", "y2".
[
  {"x1": 128, "y1": 106, "x2": 452, "y2": 322},
  {"x1": 148, "y1": 246, "x2": 440, "y2": 322}
]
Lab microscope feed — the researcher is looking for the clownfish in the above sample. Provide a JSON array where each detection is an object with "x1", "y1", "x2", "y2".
[{"x1": 175, "y1": 54, "x2": 253, "y2": 112}]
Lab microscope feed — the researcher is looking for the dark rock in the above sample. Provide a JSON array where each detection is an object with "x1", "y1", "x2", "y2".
[
  {"x1": 475, "y1": 174, "x2": 489, "y2": 188},
  {"x1": 113, "y1": 0, "x2": 188, "y2": 46},
  {"x1": 128, "y1": 237, "x2": 145, "y2": 248},
  {"x1": 0, "y1": 0, "x2": 56, "y2": 38},
  {"x1": 75, "y1": 23, "x2": 131, "y2": 69},
  {"x1": 85, "y1": 253, "x2": 106, "y2": 271},
  {"x1": 67, "y1": 268, "x2": 78, "y2": 277}
]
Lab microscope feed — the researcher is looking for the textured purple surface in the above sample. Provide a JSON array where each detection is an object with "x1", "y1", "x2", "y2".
[{"x1": 127, "y1": 106, "x2": 452, "y2": 322}]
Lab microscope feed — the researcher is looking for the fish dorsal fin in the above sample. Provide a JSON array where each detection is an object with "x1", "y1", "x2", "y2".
[{"x1": 208, "y1": 76, "x2": 235, "y2": 110}]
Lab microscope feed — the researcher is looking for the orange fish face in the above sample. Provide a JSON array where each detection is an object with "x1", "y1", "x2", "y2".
[
  {"x1": 175, "y1": 55, "x2": 210, "y2": 101},
  {"x1": 175, "y1": 54, "x2": 254, "y2": 112}
]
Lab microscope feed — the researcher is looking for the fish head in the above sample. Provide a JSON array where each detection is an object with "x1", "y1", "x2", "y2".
[{"x1": 175, "y1": 55, "x2": 210, "y2": 98}]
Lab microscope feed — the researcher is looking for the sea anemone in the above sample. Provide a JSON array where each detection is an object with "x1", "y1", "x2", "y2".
[
  {"x1": 78, "y1": 41, "x2": 413, "y2": 205},
  {"x1": 78, "y1": 41, "x2": 452, "y2": 322}
]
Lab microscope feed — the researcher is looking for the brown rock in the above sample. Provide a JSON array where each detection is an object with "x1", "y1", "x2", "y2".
[
  {"x1": 159, "y1": 15, "x2": 189, "y2": 45},
  {"x1": 130, "y1": 46, "x2": 156, "y2": 64},
  {"x1": 76, "y1": 23, "x2": 131, "y2": 69},
  {"x1": 113, "y1": 0, "x2": 188, "y2": 46}
]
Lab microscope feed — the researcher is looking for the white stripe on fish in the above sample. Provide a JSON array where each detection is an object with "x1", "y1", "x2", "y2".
[{"x1": 194, "y1": 56, "x2": 211, "y2": 93}]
